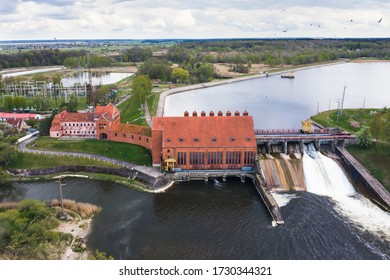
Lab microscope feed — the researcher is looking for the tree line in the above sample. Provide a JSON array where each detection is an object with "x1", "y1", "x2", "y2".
[
  {"x1": 0, "y1": 49, "x2": 87, "y2": 69},
  {"x1": 2, "y1": 39, "x2": 390, "y2": 71}
]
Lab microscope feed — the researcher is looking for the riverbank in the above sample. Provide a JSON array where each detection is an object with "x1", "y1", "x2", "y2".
[{"x1": 311, "y1": 108, "x2": 390, "y2": 192}]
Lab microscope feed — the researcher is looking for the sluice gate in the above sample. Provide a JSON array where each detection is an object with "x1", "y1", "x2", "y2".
[{"x1": 253, "y1": 160, "x2": 284, "y2": 225}]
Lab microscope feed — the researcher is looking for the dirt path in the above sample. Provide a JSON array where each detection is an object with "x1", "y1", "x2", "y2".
[{"x1": 55, "y1": 216, "x2": 92, "y2": 260}]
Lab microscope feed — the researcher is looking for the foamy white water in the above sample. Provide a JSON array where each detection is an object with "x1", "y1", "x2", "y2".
[
  {"x1": 272, "y1": 192, "x2": 298, "y2": 207},
  {"x1": 303, "y1": 144, "x2": 390, "y2": 242}
]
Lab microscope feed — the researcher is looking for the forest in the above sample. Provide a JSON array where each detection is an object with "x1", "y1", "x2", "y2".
[{"x1": 1, "y1": 39, "x2": 390, "y2": 71}]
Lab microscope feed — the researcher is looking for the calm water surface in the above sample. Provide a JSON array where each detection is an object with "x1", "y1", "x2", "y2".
[
  {"x1": 165, "y1": 62, "x2": 390, "y2": 128},
  {"x1": 61, "y1": 72, "x2": 133, "y2": 87}
]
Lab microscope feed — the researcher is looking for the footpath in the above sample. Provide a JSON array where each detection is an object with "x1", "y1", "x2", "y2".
[{"x1": 18, "y1": 136, "x2": 166, "y2": 184}]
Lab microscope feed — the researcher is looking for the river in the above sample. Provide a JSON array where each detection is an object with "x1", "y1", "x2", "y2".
[
  {"x1": 1, "y1": 62, "x2": 390, "y2": 259},
  {"x1": 164, "y1": 62, "x2": 390, "y2": 128}
]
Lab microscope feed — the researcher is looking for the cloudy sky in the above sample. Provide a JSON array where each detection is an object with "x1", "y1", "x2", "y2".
[{"x1": 1, "y1": 0, "x2": 389, "y2": 40}]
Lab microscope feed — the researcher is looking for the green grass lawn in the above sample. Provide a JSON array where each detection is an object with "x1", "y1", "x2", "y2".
[
  {"x1": 313, "y1": 108, "x2": 390, "y2": 192},
  {"x1": 146, "y1": 92, "x2": 160, "y2": 117},
  {"x1": 8, "y1": 152, "x2": 118, "y2": 169},
  {"x1": 27, "y1": 137, "x2": 152, "y2": 166},
  {"x1": 311, "y1": 108, "x2": 376, "y2": 133},
  {"x1": 346, "y1": 143, "x2": 390, "y2": 192},
  {"x1": 117, "y1": 94, "x2": 148, "y2": 126}
]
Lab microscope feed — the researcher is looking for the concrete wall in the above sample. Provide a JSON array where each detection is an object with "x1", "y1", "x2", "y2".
[
  {"x1": 336, "y1": 147, "x2": 390, "y2": 211},
  {"x1": 8, "y1": 166, "x2": 170, "y2": 190}
]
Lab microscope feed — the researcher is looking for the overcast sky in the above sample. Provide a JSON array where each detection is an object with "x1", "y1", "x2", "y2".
[{"x1": 1, "y1": 0, "x2": 389, "y2": 40}]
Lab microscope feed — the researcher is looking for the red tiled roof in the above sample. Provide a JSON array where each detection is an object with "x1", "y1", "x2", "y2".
[
  {"x1": 0, "y1": 112, "x2": 41, "y2": 120},
  {"x1": 95, "y1": 103, "x2": 120, "y2": 118},
  {"x1": 152, "y1": 114, "x2": 256, "y2": 148},
  {"x1": 55, "y1": 110, "x2": 94, "y2": 122},
  {"x1": 111, "y1": 122, "x2": 152, "y2": 137}
]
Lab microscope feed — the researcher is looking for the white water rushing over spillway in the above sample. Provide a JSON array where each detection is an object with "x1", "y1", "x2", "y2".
[{"x1": 302, "y1": 144, "x2": 390, "y2": 243}]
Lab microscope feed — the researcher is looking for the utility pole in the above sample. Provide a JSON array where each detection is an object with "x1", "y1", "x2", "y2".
[
  {"x1": 335, "y1": 99, "x2": 341, "y2": 123},
  {"x1": 340, "y1": 84, "x2": 346, "y2": 117}
]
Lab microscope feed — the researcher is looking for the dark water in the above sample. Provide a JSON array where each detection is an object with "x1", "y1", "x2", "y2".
[
  {"x1": 165, "y1": 62, "x2": 390, "y2": 129},
  {"x1": 1, "y1": 178, "x2": 389, "y2": 260}
]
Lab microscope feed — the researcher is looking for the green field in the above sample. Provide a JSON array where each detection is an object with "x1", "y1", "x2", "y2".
[
  {"x1": 26, "y1": 137, "x2": 152, "y2": 166},
  {"x1": 312, "y1": 108, "x2": 390, "y2": 191},
  {"x1": 347, "y1": 143, "x2": 390, "y2": 192},
  {"x1": 117, "y1": 94, "x2": 148, "y2": 126},
  {"x1": 8, "y1": 152, "x2": 118, "y2": 170},
  {"x1": 311, "y1": 108, "x2": 375, "y2": 132}
]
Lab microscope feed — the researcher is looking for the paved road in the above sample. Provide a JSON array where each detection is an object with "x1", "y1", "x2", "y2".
[{"x1": 18, "y1": 136, "x2": 163, "y2": 179}]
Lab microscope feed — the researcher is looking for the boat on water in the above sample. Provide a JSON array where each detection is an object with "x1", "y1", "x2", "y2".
[{"x1": 281, "y1": 71, "x2": 295, "y2": 79}]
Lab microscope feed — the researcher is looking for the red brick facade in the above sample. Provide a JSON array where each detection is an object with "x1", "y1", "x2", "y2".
[
  {"x1": 152, "y1": 111, "x2": 257, "y2": 170},
  {"x1": 50, "y1": 105, "x2": 257, "y2": 171},
  {"x1": 50, "y1": 103, "x2": 152, "y2": 150}
]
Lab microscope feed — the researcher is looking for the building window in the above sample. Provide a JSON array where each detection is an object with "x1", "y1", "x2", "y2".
[
  {"x1": 167, "y1": 149, "x2": 170, "y2": 153},
  {"x1": 226, "y1": 151, "x2": 241, "y2": 165},
  {"x1": 179, "y1": 137, "x2": 184, "y2": 142},
  {"x1": 230, "y1": 137, "x2": 235, "y2": 142},
  {"x1": 211, "y1": 137, "x2": 217, "y2": 142},
  {"x1": 246, "y1": 137, "x2": 251, "y2": 142},
  {"x1": 146, "y1": 138, "x2": 149, "y2": 143},
  {"x1": 244, "y1": 151, "x2": 254, "y2": 165},
  {"x1": 56, "y1": 133, "x2": 59, "y2": 137},
  {"x1": 190, "y1": 152, "x2": 205, "y2": 165},
  {"x1": 207, "y1": 151, "x2": 223, "y2": 165},
  {"x1": 131, "y1": 135, "x2": 134, "y2": 139},
  {"x1": 177, "y1": 152, "x2": 187, "y2": 166},
  {"x1": 138, "y1": 136, "x2": 142, "y2": 141},
  {"x1": 193, "y1": 137, "x2": 199, "y2": 142},
  {"x1": 123, "y1": 134, "x2": 126, "y2": 138},
  {"x1": 166, "y1": 137, "x2": 171, "y2": 142},
  {"x1": 114, "y1": 133, "x2": 118, "y2": 137}
]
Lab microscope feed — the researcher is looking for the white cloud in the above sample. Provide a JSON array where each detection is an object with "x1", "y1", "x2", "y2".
[{"x1": 1, "y1": 1, "x2": 390, "y2": 39}]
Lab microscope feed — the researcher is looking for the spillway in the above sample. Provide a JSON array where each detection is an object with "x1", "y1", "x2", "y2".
[
  {"x1": 302, "y1": 144, "x2": 390, "y2": 243},
  {"x1": 259, "y1": 153, "x2": 306, "y2": 191}
]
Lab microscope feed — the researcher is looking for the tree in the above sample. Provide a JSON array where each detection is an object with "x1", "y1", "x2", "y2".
[
  {"x1": 384, "y1": 110, "x2": 390, "y2": 154},
  {"x1": 3, "y1": 96, "x2": 14, "y2": 112},
  {"x1": 138, "y1": 58, "x2": 172, "y2": 82},
  {"x1": 355, "y1": 124, "x2": 372, "y2": 148},
  {"x1": 96, "y1": 85, "x2": 110, "y2": 104},
  {"x1": 0, "y1": 142, "x2": 16, "y2": 167},
  {"x1": 370, "y1": 112, "x2": 384, "y2": 152},
  {"x1": 13, "y1": 96, "x2": 27, "y2": 112},
  {"x1": 39, "y1": 114, "x2": 54, "y2": 136},
  {"x1": 131, "y1": 75, "x2": 152, "y2": 106},
  {"x1": 0, "y1": 199, "x2": 69, "y2": 259},
  {"x1": 196, "y1": 63, "x2": 215, "y2": 82},
  {"x1": 67, "y1": 95, "x2": 78, "y2": 112},
  {"x1": 171, "y1": 67, "x2": 189, "y2": 84}
]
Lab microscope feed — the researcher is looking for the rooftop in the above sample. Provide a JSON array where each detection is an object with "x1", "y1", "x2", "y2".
[{"x1": 152, "y1": 111, "x2": 256, "y2": 148}]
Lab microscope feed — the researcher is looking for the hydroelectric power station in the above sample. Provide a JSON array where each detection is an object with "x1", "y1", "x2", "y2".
[{"x1": 49, "y1": 106, "x2": 390, "y2": 226}]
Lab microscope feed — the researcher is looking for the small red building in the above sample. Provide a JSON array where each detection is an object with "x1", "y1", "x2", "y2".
[
  {"x1": 50, "y1": 103, "x2": 152, "y2": 150},
  {"x1": 152, "y1": 110, "x2": 257, "y2": 170}
]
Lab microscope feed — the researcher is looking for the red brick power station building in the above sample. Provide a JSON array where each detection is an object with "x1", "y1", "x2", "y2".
[
  {"x1": 50, "y1": 105, "x2": 257, "y2": 171},
  {"x1": 152, "y1": 110, "x2": 256, "y2": 170}
]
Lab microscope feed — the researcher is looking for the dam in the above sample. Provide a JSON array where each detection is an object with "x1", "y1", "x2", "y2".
[{"x1": 161, "y1": 116, "x2": 389, "y2": 226}]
